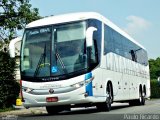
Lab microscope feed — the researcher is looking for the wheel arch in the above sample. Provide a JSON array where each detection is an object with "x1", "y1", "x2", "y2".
[{"x1": 105, "y1": 80, "x2": 114, "y2": 102}]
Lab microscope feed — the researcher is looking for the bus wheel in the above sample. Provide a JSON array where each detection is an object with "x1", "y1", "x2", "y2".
[
  {"x1": 96, "y1": 83, "x2": 112, "y2": 111},
  {"x1": 131, "y1": 88, "x2": 145, "y2": 106},
  {"x1": 140, "y1": 90, "x2": 145, "y2": 105},
  {"x1": 136, "y1": 87, "x2": 145, "y2": 105},
  {"x1": 46, "y1": 106, "x2": 63, "y2": 115}
]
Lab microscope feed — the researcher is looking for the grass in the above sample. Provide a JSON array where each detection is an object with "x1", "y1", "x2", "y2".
[{"x1": 0, "y1": 107, "x2": 15, "y2": 113}]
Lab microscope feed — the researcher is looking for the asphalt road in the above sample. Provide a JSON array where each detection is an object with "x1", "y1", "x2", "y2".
[{"x1": 7, "y1": 99, "x2": 160, "y2": 120}]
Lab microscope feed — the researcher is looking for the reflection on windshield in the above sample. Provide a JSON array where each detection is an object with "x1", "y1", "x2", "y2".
[
  {"x1": 54, "y1": 39, "x2": 87, "y2": 75},
  {"x1": 21, "y1": 27, "x2": 51, "y2": 77},
  {"x1": 53, "y1": 21, "x2": 87, "y2": 76}
]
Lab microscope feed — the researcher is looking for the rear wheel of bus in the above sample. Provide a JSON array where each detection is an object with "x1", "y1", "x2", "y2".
[{"x1": 129, "y1": 85, "x2": 145, "y2": 106}]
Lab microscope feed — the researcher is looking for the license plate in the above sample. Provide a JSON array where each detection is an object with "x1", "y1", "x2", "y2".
[{"x1": 46, "y1": 97, "x2": 58, "y2": 102}]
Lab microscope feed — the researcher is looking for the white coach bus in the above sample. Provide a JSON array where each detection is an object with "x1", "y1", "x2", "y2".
[{"x1": 19, "y1": 12, "x2": 150, "y2": 114}]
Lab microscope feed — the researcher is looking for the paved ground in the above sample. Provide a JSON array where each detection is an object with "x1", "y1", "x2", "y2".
[
  {"x1": 0, "y1": 106, "x2": 47, "y2": 116},
  {"x1": 0, "y1": 99, "x2": 160, "y2": 120}
]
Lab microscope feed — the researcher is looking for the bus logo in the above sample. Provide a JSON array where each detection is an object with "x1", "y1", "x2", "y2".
[{"x1": 49, "y1": 89, "x2": 54, "y2": 94}]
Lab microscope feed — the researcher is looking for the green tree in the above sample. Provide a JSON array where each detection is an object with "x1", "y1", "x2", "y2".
[
  {"x1": 155, "y1": 57, "x2": 160, "y2": 77},
  {"x1": 0, "y1": 0, "x2": 41, "y2": 42},
  {"x1": 149, "y1": 57, "x2": 160, "y2": 80},
  {"x1": 0, "y1": 51, "x2": 20, "y2": 109},
  {"x1": 0, "y1": 0, "x2": 41, "y2": 109}
]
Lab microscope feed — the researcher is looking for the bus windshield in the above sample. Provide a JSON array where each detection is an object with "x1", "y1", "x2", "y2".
[{"x1": 21, "y1": 21, "x2": 89, "y2": 80}]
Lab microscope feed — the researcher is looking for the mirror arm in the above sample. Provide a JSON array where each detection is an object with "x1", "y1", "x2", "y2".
[
  {"x1": 9, "y1": 37, "x2": 22, "y2": 58},
  {"x1": 86, "y1": 27, "x2": 97, "y2": 47}
]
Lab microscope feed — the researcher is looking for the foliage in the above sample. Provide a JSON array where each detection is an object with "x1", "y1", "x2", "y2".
[
  {"x1": 0, "y1": 107, "x2": 15, "y2": 112},
  {"x1": 150, "y1": 80, "x2": 160, "y2": 98},
  {"x1": 0, "y1": 0, "x2": 41, "y2": 42},
  {"x1": 0, "y1": 51, "x2": 20, "y2": 109},
  {"x1": 149, "y1": 57, "x2": 160, "y2": 79}
]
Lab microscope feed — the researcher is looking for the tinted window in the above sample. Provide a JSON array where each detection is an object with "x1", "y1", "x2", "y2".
[
  {"x1": 104, "y1": 25, "x2": 114, "y2": 54},
  {"x1": 104, "y1": 24, "x2": 148, "y2": 66}
]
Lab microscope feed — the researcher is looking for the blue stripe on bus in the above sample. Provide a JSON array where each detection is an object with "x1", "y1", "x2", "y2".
[{"x1": 85, "y1": 72, "x2": 93, "y2": 96}]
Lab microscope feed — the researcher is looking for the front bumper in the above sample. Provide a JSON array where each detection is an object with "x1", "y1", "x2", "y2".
[{"x1": 23, "y1": 86, "x2": 104, "y2": 108}]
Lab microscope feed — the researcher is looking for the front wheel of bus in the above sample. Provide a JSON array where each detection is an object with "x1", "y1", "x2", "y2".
[
  {"x1": 96, "y1": 83, "x2": 112, "y2": 112},
  {"x1": 46, "y1": 106, "x2": 63, "y2": 115}
]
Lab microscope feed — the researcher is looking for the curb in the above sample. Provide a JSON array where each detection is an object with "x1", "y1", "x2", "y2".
[
  {"x1": 0, "y1": 107, "x2": 47, "y2": 116},
  {"x1": 13, "y1": 105, "x2": 25, "y2": 110}
]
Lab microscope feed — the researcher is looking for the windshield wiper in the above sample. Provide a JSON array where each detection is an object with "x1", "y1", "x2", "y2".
[
  {"x1": 34, "y1": 43, "x2": 46, "y2": 77},
  {"x1": 55, "y1": 47, "x2": 67, "y2": 74}
]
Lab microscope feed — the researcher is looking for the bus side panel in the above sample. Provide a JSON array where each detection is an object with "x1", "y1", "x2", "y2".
[{"x1": 92, "y1": 68, "x2": 104, "y2": 97}]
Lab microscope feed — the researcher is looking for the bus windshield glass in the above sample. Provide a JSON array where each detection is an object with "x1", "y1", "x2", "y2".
[{"x1": 21, "y1": 21, "x2": 88, "y2": 79}]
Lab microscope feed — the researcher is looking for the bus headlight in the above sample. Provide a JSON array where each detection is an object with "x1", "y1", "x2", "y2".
[
  {"x1": 22, "y1": 87, "x2": 33, "y2": 93},
  {"x1": 71, "y1": 81, "x2": 85, "y2": 88}
]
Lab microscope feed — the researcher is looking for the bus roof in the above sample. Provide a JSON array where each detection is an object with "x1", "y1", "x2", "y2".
[{"x1": 26, "y1": 12, "x2": 146, "y2": 50}]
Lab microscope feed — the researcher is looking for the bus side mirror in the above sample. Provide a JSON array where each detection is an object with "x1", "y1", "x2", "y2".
[
  {"x1": 86, "y1": 27, "x2": 97, "y2": 47},
  {"x1": 9, "y1": 43, "x2": 16, "y2": 58},
  {"x1": 9, "y1": 37, "x2": 22, "y2": 58}
]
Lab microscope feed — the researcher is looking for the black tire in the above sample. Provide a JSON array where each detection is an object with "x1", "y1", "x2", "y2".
[
  {"x1": 46, "y1": 106, "x2": 63, "y2": 115},
  {"x1": 136, "y1": 88, "x2": 145, "y2": 105},
  {"x1": 129, "y1": 88, "x2": 145, "y2": 106},
  {"x1": 97, "y1": 83, "x2": 112, "y2": 111},
  {"x1": 140, "y1": 91, "x2": 145, "y2": 105}
]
